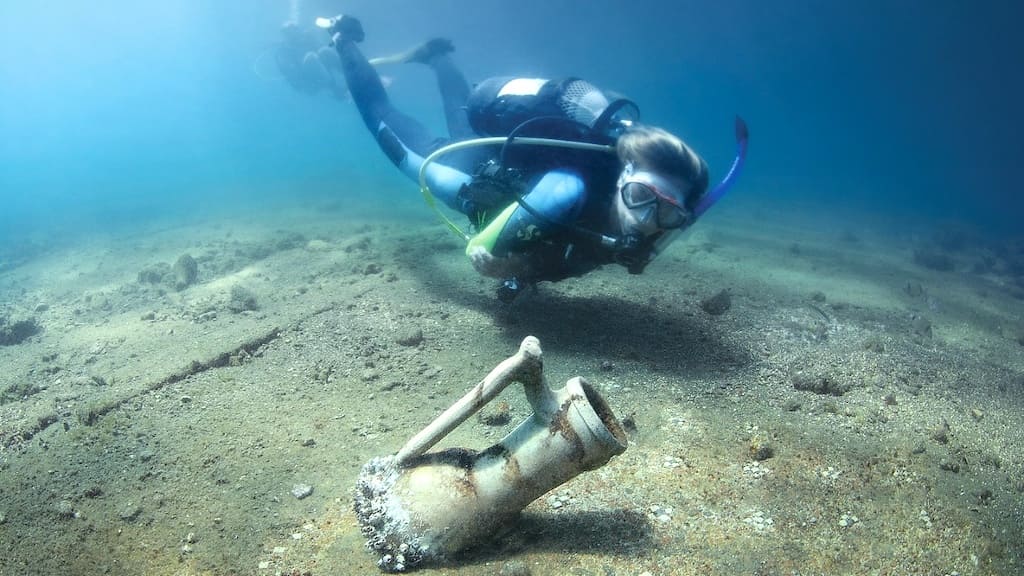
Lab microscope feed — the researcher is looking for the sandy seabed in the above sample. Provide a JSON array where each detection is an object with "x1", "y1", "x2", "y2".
[{"x1": 1, "y1": 195, "x2": 1022, "y2": 576}]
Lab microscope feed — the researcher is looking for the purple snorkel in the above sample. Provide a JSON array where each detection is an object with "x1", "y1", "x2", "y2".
[{"x1": 694, "y1": 116, "x2": 749, "y2": 218}]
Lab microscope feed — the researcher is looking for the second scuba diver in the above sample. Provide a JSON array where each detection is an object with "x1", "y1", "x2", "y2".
[{"x1": 320, "y1": 15, "x2": 748, "y2": 302}]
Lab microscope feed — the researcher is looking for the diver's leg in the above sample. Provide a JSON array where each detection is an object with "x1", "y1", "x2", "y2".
[
  {"x1": 330, "y1": 18, "x2": 472, "y2": 210},
  {"x1": 432, "y1": 55, "x2": 476, "y2": 140},
  {"x1": 333, "y1": 34, "x2": 418, "y2": 142},
  {"x1": 400, "y1": 39, "x2": 474, "y2": 140}
]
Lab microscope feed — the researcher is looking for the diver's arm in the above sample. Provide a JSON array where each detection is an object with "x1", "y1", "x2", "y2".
[
  {"x1": 465, "y1": 170, "x2": 588, "y2": 281},
  {"x1": 468, "y1": 246, "x2": 536, "y2": 279}
]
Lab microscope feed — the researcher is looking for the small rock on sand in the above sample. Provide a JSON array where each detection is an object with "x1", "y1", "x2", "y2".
[
  {"x1": 172, "y1": 254, "x2": 198, "y2": 290},
  {"x1": 700, "y1": 289, "x2": 732, "y2": 316},
  {"x1": 396, "y1": 328, "x2": 424, "y2": 347}
]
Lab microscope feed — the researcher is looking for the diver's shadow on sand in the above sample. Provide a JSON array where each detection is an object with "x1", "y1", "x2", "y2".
[
  {"x1": 499, "y1": 291, "x2": 748, "y2": 375},
  {"x1": 400, "y1": 243, "x2": 753, "y2": 375},
  {"x1": 449, "y1": 509, "x2": 653, "y2": 568}
]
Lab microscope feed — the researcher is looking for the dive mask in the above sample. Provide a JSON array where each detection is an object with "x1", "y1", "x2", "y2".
[{"x1": 617, "y1": 167, "x2": 691, "y2": 231}]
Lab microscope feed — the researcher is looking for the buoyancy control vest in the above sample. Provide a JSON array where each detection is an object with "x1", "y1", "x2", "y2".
[{"x1": 457, "y1": 77, "x2": 636, "y2": 261}]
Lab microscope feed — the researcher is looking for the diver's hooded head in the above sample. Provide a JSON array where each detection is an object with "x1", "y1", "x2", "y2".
[{"x1": 613, "y1": 125, "x2": 709, "y2": 242}]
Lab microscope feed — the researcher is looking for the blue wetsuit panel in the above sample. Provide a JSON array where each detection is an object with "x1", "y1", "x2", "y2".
[{"x1": 493, "y1": 170, "x2": 586, "y2": 255}]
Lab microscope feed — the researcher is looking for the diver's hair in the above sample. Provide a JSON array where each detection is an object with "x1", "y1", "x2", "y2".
[{"x1": 617, "y1": 125, "x2": 709, "y2": 210}]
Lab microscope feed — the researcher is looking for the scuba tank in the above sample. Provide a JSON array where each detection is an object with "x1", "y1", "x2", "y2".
[{"x1": 466, "y1": 77, "x2": 640, "y2": 143}]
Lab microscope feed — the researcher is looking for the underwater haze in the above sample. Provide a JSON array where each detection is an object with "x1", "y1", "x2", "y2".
[
  {"x1": 2, "y1": 0, "x2": 1023, "y2": 247},
  {"x1": 4, "y1": 2, "x2": 1024, "y2": 575}
]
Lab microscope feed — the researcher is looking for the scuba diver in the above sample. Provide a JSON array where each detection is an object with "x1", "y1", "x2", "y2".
[
  {"x1": 274, "y1": 20, "x2": 350, "y2": 100},
  {"x1": 320, "y1": 15, "x2": 748, "y2": 302},
  {"x1": 268, "y1": 20, "x2": 398, "y2": 101}
]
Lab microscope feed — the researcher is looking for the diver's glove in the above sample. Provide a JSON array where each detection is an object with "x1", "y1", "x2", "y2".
[{"x1": 316, "y1": 14, "x2": 364, "y2": 43}]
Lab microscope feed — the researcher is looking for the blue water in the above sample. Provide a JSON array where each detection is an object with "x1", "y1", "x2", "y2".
[{"x1": 2, "y1": 0, "x2": 1022, "y2": 248}]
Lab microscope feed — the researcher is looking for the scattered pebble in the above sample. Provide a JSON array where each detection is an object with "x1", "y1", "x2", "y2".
[
  {"x1": 196, "y1": 311, "x2": 217, "y2": 323},
  {"x1": 700, "y1": 289, "x2": 732, "y2": 316},
  {"x1": 912, "y1": 316, "x2": 932, "y2": 338},
  {"x1": 974, "y1": 488, "x2": 994, "y2": 505},
  {"x1": 228, "y1": 285, "x2": 259, "y2": 313},
  {"x1": 621, "y1": 413, "x2": 638, "y2": 434},
  {"x1": 395, "y1": 328, "x2": 424, "y2": 347},
  {"x1": 743, "y1": 460, "x2": 771, "y2": 480},
  {"x1": 665, "y1": 415, "x2": 690, "y2": 430},
  {"x1": 291, "y1": 484, "x2": 313, "y2": 500},
  {"x1": 546, "y1": 490, "x2": 573, "y2": 509},
  {"x1": 892, "y1": 467, "x2": 918, "y2": 484},
  {"x1": 56, "y1": 500, "x2": 75, "y2": 519},
  {"x1": 838, "y1": 512, "x2": 859, "y2": 528},
  {"x1": 749, "y1": 434, "x2": 774, "y2": 461},
  {"x1": 863, "y1": 336, "x2": 886, "y2": 353},
  {"x1": 172, "y1": 253, "x2": 198, "y2": 290},
  {"x1": 306, "y1": 239, "x2": 331, "y2": 252},
  {"x1": 649, "y1": 504, "x2": 673, "y2": 524},
  {"x1": 499, "y1": 559, "x2": 532, "y2": 576},
  {"x1": 919, "y1": 509, "x2": 933, "y2": 529},
  {"x1": 817, "y1": 466, "x2": 842, "y2": 484},
  {"x1": 743, "y1": 509, "x2": 774, "y2": 533},
  {"x1": 118, "y1": 503, "x2": 142, "y2": 521},
  {"x1": 662, "y1": 455, "x2": 684, "y2": 469},
  {"x1": 791, "y1": 371, "x2": 848, "y2": 396},
  {"x1": 930, "y1": 420, "x2": 951, "y2": 444}
]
